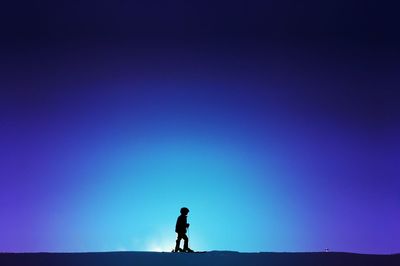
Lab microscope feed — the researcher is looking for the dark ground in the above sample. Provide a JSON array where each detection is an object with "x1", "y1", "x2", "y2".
[{"x1": 1, "y1": 251, "x2": 399, "y2": 266}]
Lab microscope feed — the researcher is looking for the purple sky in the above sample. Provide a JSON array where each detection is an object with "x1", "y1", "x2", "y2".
[{"x1": 1, "y1": 1, "x2": 399, "y2": 254}]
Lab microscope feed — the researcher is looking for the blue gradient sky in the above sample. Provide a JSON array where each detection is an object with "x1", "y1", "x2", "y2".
[{"x1": 1, "y1": 1, "x2": 399, "y2": 254}]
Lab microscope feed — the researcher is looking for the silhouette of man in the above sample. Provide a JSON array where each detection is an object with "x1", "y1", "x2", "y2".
[{"x1": 174, "y1": 207, "x2": 193, "y2": 252}]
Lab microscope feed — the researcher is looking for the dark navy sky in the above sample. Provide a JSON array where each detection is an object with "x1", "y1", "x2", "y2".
[
  {"x1": 0, "y1": 1, "x2": 397, "y2": 40},
  {"x1": 1, "y1": 1, "x2": 399, "y2": 253}
]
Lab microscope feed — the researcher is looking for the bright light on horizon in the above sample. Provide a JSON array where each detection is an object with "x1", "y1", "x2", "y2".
[{"x1": 146, "y1": 234, "x2": 176, "y2": 252}]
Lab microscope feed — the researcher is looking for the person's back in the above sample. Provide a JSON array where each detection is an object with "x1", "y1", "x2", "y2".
[{"x1": 175, "y1": 214, "x2": 187, "y2": 233}]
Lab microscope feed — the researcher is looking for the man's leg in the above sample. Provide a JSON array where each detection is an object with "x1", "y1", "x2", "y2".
[
  {"x1": 175, "y1": 234, "x2": 183, "y2": 252},
  {"x1": 182, "y1": 233, "x2": 190, "y2": 251}
]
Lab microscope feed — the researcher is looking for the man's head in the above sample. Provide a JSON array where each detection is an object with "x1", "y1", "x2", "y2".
[{"x1": 180, "y1": 207, "x2": 189, "y2": 215}]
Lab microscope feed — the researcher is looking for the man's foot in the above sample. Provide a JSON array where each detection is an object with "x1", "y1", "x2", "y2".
[
  {"x1": 183, "y1": 248, "x2": 194, "y2": 252},
  {"x1": 173, "y1": 248, "x2": 184, "y2": 252}
]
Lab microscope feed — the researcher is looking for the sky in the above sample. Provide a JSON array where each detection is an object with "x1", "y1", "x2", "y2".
[{"x1": 1, "y1": 1, "x2": 399, "y2": 254}]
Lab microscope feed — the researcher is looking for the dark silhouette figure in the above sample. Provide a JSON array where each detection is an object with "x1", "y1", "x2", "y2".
[{"x1": 174, "y1": 207, "x2": 193, "y2": 252}]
